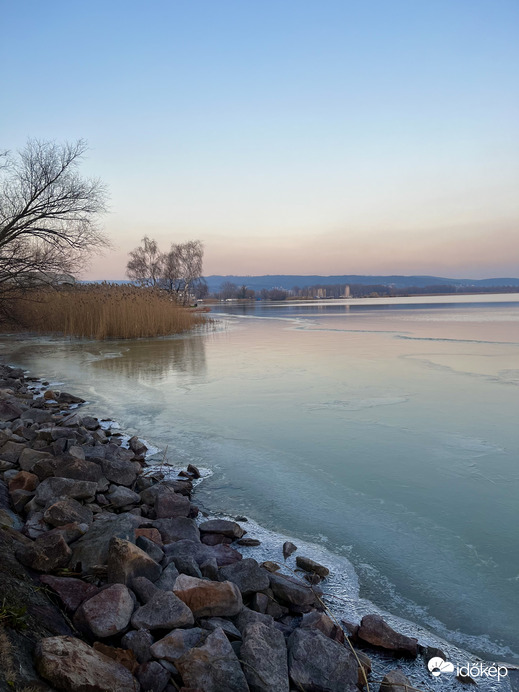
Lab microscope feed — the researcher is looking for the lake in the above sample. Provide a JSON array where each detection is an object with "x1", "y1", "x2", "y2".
[{"x1": 2, "y1": 293, "x2": 518, "y2": 667}]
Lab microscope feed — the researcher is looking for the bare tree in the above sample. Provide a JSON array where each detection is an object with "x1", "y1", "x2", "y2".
[
  {"x1": 0, "y1": 139, "x2": 108, "y2": 290},
  {"x1": 126, "y1": 236, "x2": 164, "y2": 287},
  {"x1": 166, "y1": 240, "x2": 204, "y2": 304}
]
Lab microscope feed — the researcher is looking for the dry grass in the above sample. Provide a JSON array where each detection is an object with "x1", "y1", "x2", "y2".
[{"x1": 2, "y1": 283, "x2": 208, "y2": 340}]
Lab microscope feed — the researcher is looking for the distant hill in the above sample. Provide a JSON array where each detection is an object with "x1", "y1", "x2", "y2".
[{"x1": 204, "y1": 274, "x2": 519, "y2": 293}]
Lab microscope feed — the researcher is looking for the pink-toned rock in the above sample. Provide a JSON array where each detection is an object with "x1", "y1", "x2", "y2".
[
  {"x1": 35, "y1": 636, "x2": 140, "y2": 692},
  {"x1": 174, "y1": 574, "x2": 243, "y2": 618},
  {"x1": 8, "y1": 470, "x2": 39, "y2": 492},
  {"x1": 77, "y1": 584, "x2": 134, "y2": 637},
  {"x1": 40, "y1": 575, "x2": 99, "y2": 612}
]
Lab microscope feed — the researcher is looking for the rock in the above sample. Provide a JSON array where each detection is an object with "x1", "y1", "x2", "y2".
[
  {"x1": 220, "y1": 558, "x2": 270, "y2": 596},
  {"x1": 34, "y1": 477, "x2": 97, "y2": 507},
  {"x1": 0, "y1": 399, "x2": 25, "y2": 421},
  {"x1": 40, "y1": 575, "x2": 99, "y2": 612},
  {"x1": 199, "y1": 519, "x2": 246, "y2": 539},
  {"x1": 199, "y1": 557, "x2": 219, "y2": 581},
  {"x1": 209, "y1": 543, "x2": 243, "y2": 566},
  {"x1": 10, "y1": 488, "x2": 34, "y2": 512},
  {"x1": 77, "y1": 584, "x2": 134, "y2": 637},
  {"x1": 82, "y1": 415, "x2": 100, "y2": 430},
  {"x1": 150, "y1": 628, "x2": 205, "y2": 661},
  {"x1": 70, "y1": 512, "x2": 138, "y2": 574},
  {"x1": 296, "y1": 555, "x2": 330, "y2": 578},
  {"x1": 200, "y1": 617, "x2": 242, "y2": 640},
  {"x1": 155, "y1": 562, "x2": 180, "y2": 590},
  {"x1": 129, "y1": 436, "x2": 148, "y2": 456},
  {"x1": 251, "y1": 592, "x2": 269, "y2": 614},
  {"x1": 1, "y1": 440, "x2": 27, "y2": 462},
  {"x1": 176, "y1": 628, "x2": 249, "y2": 692},
  {"x1": 380, "y1": 669, "x2": 420, "y2": 691},
  {"x1": 36, "y1": 635, "x2": 139, "y2": 691},
  {"x1": 92, "y1": 642, "x2": 138, "y2": 673},
  {"x1": 282, "y1": 541, "x2": 297, "y2": 559},
  {"x1": 131, "y1": 590, "x2": 194, "y2": 630},
  {"x1": 174, "y1": 574, "x2": 243, "y2": 618},
  {"x1": 356, "y1": 651, "x2": 372, "y2": 688},
  {"x1": 136, "y1": 527, "x2": 163, "y2": 545},
  {"x1": 121, "y1": 628, "x2": 154, "y2": 663},
  {"x1": 301, "y1": 611, "x2": 344, "y2": 643},
  {"x1": 163, "y1": 538, "x2": 242, "y2": 568},
  {"x1": 68, "y1": 445, "x2": 87, "y2": 461},
  {"x1": 107, "y1": 536, "x2": 162, "y2": 585},
  {"x1": 20, "y1": 407, "x2": 54, "y2": 424},
  {"x1": 357, "y1": 614, "x2": 418, "y2": 657},
  {"x1": 235, "y1": 607, "x2": 275, "y2": 633},
  {"x1": 172, "y1": 554, "x2": 203, "y2": 578},
  {"x1": 58, "y1": 391, "x2": 85, "y2": 404},
  {"x1": 187, "y1": 463, "x2": 201, "y2": 478},
  {"x1": 132, "y1": 576, "x2": 161, "y2": 604},
  {"x1": 43, "y1": 498, "x2": 93, "y2": 527},
  {"x1": 16, "y1": 531, "x2": 72, "y2": 572},
  {"x1": 107, "y1": 485, "x2": 141, "y2": 508},
  {"x1": 136, "y1": 661, "x2": 170, "y2": 692},
  {"x1": 201, "y1": 532, "x2": 233, "y2": 546},
  {"x1": 268, "y1": 571, "x2": 316, "y2": 608},
  {"x1": 288, "y1": 627, "x2": 358, "y2": 692},
  {"x1": 237, "y1": 537, "x2": 261, "y2": 547},
  {"x1": 8, "y1": 470, "x2": 39, "y2": 492},
  {"x1": 241, "y1": 622, "x2": 289, "y2": 692},
  {"x1": 22, "y1": 511, "x2": 49, "y2": 539},
  {"x1": 32, "y1": 456, "x2": 60, "y2": 480},
  {"x1": 137, "y1": 535, "x2": 164, "y2": 563},
  {"x1": 101, "y1": 457, "x2": 138, "y2": 486},
  {"x1": 261, "y1": 561, "x2": 280, "y2": 572},
  {"x1": 55, "y1": 457, "x2": 103, "y2": 482},
  {"x1": 155, "y1": 490, "x2": 191, "y2": 519}
]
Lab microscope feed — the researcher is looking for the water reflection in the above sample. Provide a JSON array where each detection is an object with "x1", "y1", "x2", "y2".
[{"x1": 91, "y1": 334, "x2": 208, "y2": 382}]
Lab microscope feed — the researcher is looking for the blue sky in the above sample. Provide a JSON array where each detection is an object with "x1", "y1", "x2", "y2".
[{"x1": 2, "y1": 0, "x2": 518, "y2": 278}]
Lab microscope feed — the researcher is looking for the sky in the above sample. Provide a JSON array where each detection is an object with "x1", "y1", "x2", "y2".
[{"x1": 2, "y1": 0, "x2": 518, "y2": 280}]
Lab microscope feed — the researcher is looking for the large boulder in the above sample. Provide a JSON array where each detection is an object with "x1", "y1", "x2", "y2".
[
  {"x1": 220, "y1": 558, "x2": 270, "y2": 596},
  {"x1": 77, "y1": 584, "x2": 134, "y2": 637},
  {"x1": 150, "y1": 627, "x2": 206, "y2": 661},
  {"x1": 70, "y1": 512, "x2": 138, "y2": 574},
  {"x1": 154, "y1": 489, "x2": 191, "y2": 519},
  {"x1": 288, "y1": 628, "x2": 359, "y2": 692},
  {"x1": 0, "y1": 399, "x2": 25, "y2": 421},
  {"x1": 54, "y1": 458, "x2": 103, "y2": 482},
  {"x1": 173, "y1": 574, "x2": 243, "y2": 618},
  {"x1": 135, "y1": 661, "x2": 170, "y2": 692},
  {"x1": 163, "y1": 538, "x2": 242, "y2": 568},
  {"x1": 121, "y1": 629, "x2": 154, "y2": 663},
  {"x1": 16, "y1": 532, "x2": 72, "y2": 572},
  {"x1": 199, "y1": 518, "x2": 246, "y2": 539},
  {"x1": 35, "y1": 636, "x2": 140, "y2": 692},
  {"x1": 131, "y1": 590, "x2": 194, "y2": 631},
  {"x1": 107, "y1": 536, "x2": 162, "y2": 585},
  {"x1": 357, "y1": 614, "x2": 418, "y2": 657},
  {"x1": 18, "y1": 448, "x2": 55, "y2": 472},
  {"x1": 268, "y1": 571, "x2": 316, "y2": 608},
  {"x1": 43, "y1": 498, "x2": 93, "y2": 527},
  {"x1": 101, "y1": 458, "x2": 138, "y2": 486},
  {"x1": 241, "y1": 621, "x2": 290, "y2": 692},
  {"x1": 34, "y1": 477, "x2": 97, "y2": 507},
  {"x1": 152, "y1": 517, "x2": 200, "y2": 544},
  {"x1": 106, "y1": 485, "x2": 141, "y2": 508},
  {"x1": 176, "y1": 627, "x2": 249, "y2": 692}
]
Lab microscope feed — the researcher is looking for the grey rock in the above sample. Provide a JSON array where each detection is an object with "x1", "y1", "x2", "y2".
[
  {"x1": 288, "y1": 627, "x2": 358, "y2": 692},
  {"x1": 296, "y1": 555, "x2": 330, "y2": 578},
  {"x1": 70, "y1": 512, "x2": 138, "y2": 574},
  {"x1": 16, "y1": 531, "x2": 72, "y2": 572},
  {"x1": 107, "y1": 485, "x2": 141, "y2": 508},
  {"x1": 282, "y1": 541, "x2": 297, "y2": 559},
  {"x1": 155, "y1": 562, "x2": 180, "y2": 590},
  {"x1": 101, "y1": 457, "x2": 138, "y2": 486},
  {"x1": 176, "y1": 627, "x2": 249, "y2": 692},
  {"x1": 0, "y1": 440, "x2": 26, "y2": 463},
  {"x1": 18, "y1": 447, "x2": 55, "y2": 472},
  {"x1": 54, "y1": 457, "x2": 102, "y2": 482},
  {"x1": 132, "y1": 576, "x2": 161, "y2": 604},
  {"x1": 137, "y1": 535, "x2": 164, "y2": 563},
  {"x1": 172, "y1": 554, "x2": 203, "y2": 578},
  {"x1": 269, "y1": 571, "x2": 316, "y2": 608},
  {"x1": 200, "y1": 617, "x2": 242, "y2": 640},
  {"x1": 0, "y1": 399, "x2": 25, "y2": 421},
  {"x1": 155, "y1": 489, "x2": 191, "y2": 519},
  {"x1": 380, "y1": 669, "x2": 420, "y2": 691},
  {"x1": 150, "y1": 627, "x2": 205, "y2": 661},
  {"x1": 220, "y1": 558, "x2": 270, "y2": 596},
  {"x1": 357, "y1": 614, "x2": 418, "y2": 657},
  {"x1": 241, "y1": 622, "x2": 289, "y2": 692},
  {"x1": 34, "y1": 477, "x2": 97, "y2": 507},
  {"x1": 136, "y1": 661, "x2": 170, "y2": 692},
  {"x1": 200, "y1": 557, "x2": 219, "y2": 581},
  {"x1": 235, "y1": 607, "x2": 275, "y2": 633},
  {"x1": 121, "y1": 628, "x2": 154, "y2": 663},
  {"x1": 152, "y1": 516, "x2": 200, "y2": 544},
  {"x1": 131, "y1": 590, "x2": 194, "y2": 631}
]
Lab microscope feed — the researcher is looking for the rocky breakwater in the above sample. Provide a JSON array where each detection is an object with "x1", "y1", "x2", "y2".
[{"x1": 1, "y1": 361, "x2": 426, "y2": 692}]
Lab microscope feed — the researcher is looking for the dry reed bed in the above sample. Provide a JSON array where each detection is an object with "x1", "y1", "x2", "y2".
[{"x1": 3, "y1": 284, "x2": 208, "y2": 340}]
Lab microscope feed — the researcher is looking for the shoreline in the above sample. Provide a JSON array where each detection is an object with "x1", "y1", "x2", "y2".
[{"x1": 0, "y1": 356, "x2": 513, "y2": 690}]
